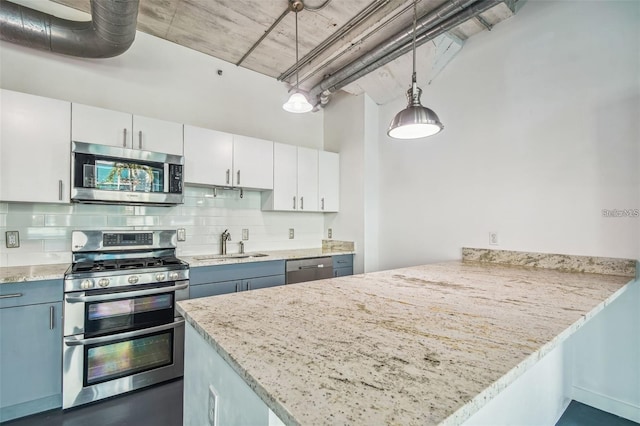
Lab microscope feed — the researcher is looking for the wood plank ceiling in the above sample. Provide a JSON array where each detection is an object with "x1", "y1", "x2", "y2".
[{"x1": 53, "y1": 0, "x2": 517, "y2": 105}]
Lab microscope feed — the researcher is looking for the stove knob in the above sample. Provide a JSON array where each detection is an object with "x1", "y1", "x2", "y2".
[
  {"x1": 169, "y1": 272, "x2": 179, "y2": 281},
  {"x1": 155, "y1": 273, "x2": 166, "y2": 282},
  {"x1": 128, "y1": 275, "x2": 139, "y2": 284},
  {"x1": 81, "y1": 279, "x2": 94, "y2": 290},
  {"x1": 98, "y1": 278, "x2": 110, "y2": 288}
]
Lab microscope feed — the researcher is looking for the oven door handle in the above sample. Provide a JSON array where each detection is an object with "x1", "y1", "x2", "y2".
[
  {"x1": 65, "y1": 282, "x2": 189, "y2": 303},
  {"x1": 64, "y1": 318, "x2": 185, "y2": 347}
]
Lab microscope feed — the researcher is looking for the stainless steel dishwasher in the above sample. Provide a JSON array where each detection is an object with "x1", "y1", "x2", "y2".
[{"x1": 286, "y1": 257, "x2": 333, "y2": 284}]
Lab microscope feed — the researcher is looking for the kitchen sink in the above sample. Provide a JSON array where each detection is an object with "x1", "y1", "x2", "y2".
[{"x1": 194, "y1": 253, "x2": 269, "y2": 261}]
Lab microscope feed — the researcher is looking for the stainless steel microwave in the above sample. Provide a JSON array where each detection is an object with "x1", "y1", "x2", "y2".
[{"x1": 71, "y1": 141, "x2": 184, "y2": 206}]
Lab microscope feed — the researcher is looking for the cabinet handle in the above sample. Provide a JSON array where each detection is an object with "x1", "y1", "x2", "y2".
[
  {"x1": 0, "y1": 293, "x2": 23, "y2": 299},
  {"x1": 226, "y1": 169, "x2": 230, "y2": 185},
  {"x1": 321, "y1": 197, "x2": 325, "y2": 210},
  {"x1": 138, "y1": 130, "x2": 142, "y2": 149},
  {"x1": 58, "y1": 180, "x2": 63, "y2": 201},
  {"x1": 300, "y1": 196, "x2": 304, "y2": 210},
  {"x1": 247, "y1": 281, "x2": 251, "y2": 291},
  {"x1": 235, "y1": 282, "x2": 240, "y2": 292},
  {"x1": 334, "y1": 271, "x2": 338, "y2": 277},
  {"x1": 123, "y1": 128, "x2": 127, "y2": 147},
  {"x1": 237, "y1": 170, "x2": 241, "y2": 185},
  {"x1": 293, "y1": 196, "x2": 296, "y2": 210},
  {"x1": 49, "y1": 305, "x2": 55, "y2": 330}
]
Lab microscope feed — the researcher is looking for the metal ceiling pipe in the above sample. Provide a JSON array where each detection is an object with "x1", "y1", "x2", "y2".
[
  {"x1": 0, "y1": 0, "x2": 139, "y2": 58},
  {"x1": 314, "y1": 0, "x2": 501, "y2": 103},
  {"x1": 278, "y1": 0, "x2": 390, "y2": 82},
  {"x1": 307, "y1": 0, "x2": 478, "y2": 102}
]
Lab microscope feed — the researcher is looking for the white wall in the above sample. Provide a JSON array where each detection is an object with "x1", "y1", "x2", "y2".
[{"x1": 375, "y1": 0, "x2": 640, "y2": 270}]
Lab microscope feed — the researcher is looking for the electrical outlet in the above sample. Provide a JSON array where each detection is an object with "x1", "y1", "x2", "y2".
[
  {"x1": 328, "y1": 228, "x2": 332, "y2": 239},
  {"x1": 5, "y1": 231, "x2": 19, "y2": 248},
  {"x1": 242, "y1": 228, "x2": 249, "y2": 241},
  {"x1": 489, "y1": 232, "x2": 499, "y2": 245},
  {"x1": 289, "y1": 228, "x2": 294, "y2": 239},
  {"x1": 177, "y1": 228, "x2": 186, "y2": 242},
  {"x1": 208, "y1": 385, "x2": 218, "y2": 426}
]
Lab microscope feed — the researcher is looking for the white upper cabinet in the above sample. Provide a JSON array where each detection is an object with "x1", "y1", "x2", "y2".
[
  {"x1": 72, "y1": 104, "x2": 183, "y2": 155},
  {"x1": 0, "y1": 89, "x2": 71, "y2": 203},
  {"x1": 183, "y1": 129, "x2": 272, "y2": 190},
  {"x1": 296, "y1": 147, "x2": 319, "y2": 212},
  {"x1": 318, "y1": 151, "x2": 339, "y2": 212},
  {"x1": 262, "y1": 144, "x2": 337, "y2": 212},
  {"x1": 183, "y1": 125, "x2": 233, "y2": 186},
  {"x1": 132, "y1": 115, "x2": 183, "y2": 156},
  {"x1": 232, "y1": 135, "x2": 273, "y2": 190},
  {"x1": 264, "y1": 143, "x2": 298, "y2": 211},
  {"x1": 72, "y1": 103, "x2": 132, "y2": 148}
]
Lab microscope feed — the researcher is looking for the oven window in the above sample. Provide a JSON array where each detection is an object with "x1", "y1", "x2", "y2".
[
  {"x1": 85, "y1": 293, "x2": 174, "y2": 337},
  {"x1": 88, "y1": 294, "x2": 173, "y2": 320},
  {"x1": 85, "y1": 330, "x2": 173, "y2": 386}
]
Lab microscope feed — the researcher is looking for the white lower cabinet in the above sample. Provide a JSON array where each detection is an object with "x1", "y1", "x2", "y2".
[{"x1": 0, "y1": 89, "x2": 71, "y2": 203}]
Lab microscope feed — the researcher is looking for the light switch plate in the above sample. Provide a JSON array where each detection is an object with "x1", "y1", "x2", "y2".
[
  {"x1": 5, "y1": 231, "x2": 19, "y2": 248},
  {"x1": 242, "y1": 229, "x2": 249, "y2": 241},
  {"x1": 177, "y1": 228, "x2": 186, "y2": 242},
  {"x1": 489, "y1": 232, "x2": 499, "y2": 245},
  {"x1": 289, "y1": 228, "x2": 294, "y2": 239}
]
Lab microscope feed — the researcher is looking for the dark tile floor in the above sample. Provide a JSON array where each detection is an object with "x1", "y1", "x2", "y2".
[
  {"x1": 556, "y1": 401, "x2": 639, "y2": 426},
  {"x1": 2, "y1": 379, "x2": 183, "y2": 426},
  {"x1": 5, "y1": 388, "x2": 638, "y2": 426}
]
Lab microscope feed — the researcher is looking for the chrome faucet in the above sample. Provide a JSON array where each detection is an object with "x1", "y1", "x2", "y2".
[{"x1": 221, "y1": 229, "x2": 231, "y2": 255}]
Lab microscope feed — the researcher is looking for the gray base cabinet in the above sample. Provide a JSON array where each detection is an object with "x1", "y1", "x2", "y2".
[
  {"x1": 0, "y1": 280, "x2": 63, "y2": 422},
  {"x1": 332, "y1": 254, "x2": 354, "y2": 277},
  {"x1": 189, "y1": 260, "x2": 286, "y2": 299}
]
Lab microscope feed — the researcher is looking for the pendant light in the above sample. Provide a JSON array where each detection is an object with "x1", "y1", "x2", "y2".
[
  {"x1": 387, "y1": 0, "x2": 443, "y2": 139},
  {"x1": 283, "y1": 1, "x2": 313, "y2": 113}
]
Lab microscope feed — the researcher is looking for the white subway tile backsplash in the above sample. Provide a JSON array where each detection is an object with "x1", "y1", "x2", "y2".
[{"x1": 0, "y1": 185, "x2": 325, "y2": 267}]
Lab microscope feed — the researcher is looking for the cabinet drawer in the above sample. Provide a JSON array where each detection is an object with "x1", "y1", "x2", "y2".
[
  {"x1": 0, "y1": 280, "x2": 63, "y2": 309},
  {"x1": 190, "y1": 280, "x2": 240, "y2": 299},
  {"x1": 190, "y1": 260, "x2": 285, "y2": 285},
  {"x1": 332, "y1": 255, "x2": 353, "y2": 269}
]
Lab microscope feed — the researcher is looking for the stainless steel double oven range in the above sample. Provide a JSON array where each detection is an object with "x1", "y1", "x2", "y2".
[{"x1": 62, "y1": 230, "x2": 189, "y2": 409}]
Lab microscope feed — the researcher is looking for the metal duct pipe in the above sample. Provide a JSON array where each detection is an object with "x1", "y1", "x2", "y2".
[
  {"x1": 0, "y1": 0, "x2": 139, "y2": 58},
  {"x1": 307, "y1": 0, "x2": 478, "y2": 102},
  {"x1": 313, "y1": 0, "x2": 500, "y2": 103}
]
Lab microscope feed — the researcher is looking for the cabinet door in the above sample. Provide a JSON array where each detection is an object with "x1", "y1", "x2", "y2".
[
  {"x1": 297, "y1": 147, "x2": 319, "y2": 211},
  {"x1": 233, "y1": 135, "x2": 273, "y2": 190},
  {"x1": 71, "y1": 103, "x2": 132, "y2": 148},
  {"x1": 133, "y1": 115, "x2": 184, "y2": 155},
  {"x1": 245, "y1": 275, "x2": 286, "y2": 291},
  {"x1": 334, "y1": 267, "x2": 353, "y2": 278},
  {"x1": 268, "y1": 142, "x2": 298, "y2": 211},
  {"x1": 183, "y1": 125, "x2": 233, "y2": 186},
  {"x1": 190, "y1": 280, "x2": 241, "y2": 299},
  {"x1": 0, "y1": 302, "x2": 62, "y2": 422},
  {"x1": 318, "y1": 151, "x2": 339, "y2": 212},
  {"x1": 0, "y1": 90, "x2": 71, "y2": 203}
]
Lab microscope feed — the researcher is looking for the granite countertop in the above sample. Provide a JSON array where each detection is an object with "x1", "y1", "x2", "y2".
[
  {"x1": 177, "y1": 249, "x2": 637, "y2": 425},
  {"x1": 0, "y1": 240, "x2": 355, "y2": 284}
]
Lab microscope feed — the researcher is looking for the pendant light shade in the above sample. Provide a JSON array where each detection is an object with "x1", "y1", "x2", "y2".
[
  {"x1": 283, "y1": 1, "x2": 312, "y2": 114},
  {"x1": 388, "y1": 0, "x2": 443, "y2": 139},
  {"x1": 283, "y1": 92, "x2": 313, "y2": 113},
  {"x1": 388, "y1": 83, "x2": 443, "y2": 139}
]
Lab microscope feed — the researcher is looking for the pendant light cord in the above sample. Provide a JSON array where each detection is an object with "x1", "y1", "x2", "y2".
[
  {"x1": 295, "y1": 9, "x2": 300, "y2": 90},
  {"x1": 411, "y1": 0, "x2": 417, "y2": 85}
]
